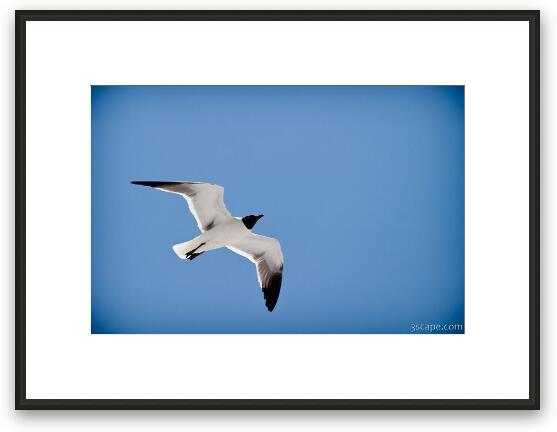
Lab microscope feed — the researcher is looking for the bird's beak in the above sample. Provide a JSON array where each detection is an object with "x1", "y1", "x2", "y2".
[{"x1": 257, "y1": 214, "x2": 264, "y2": 220}]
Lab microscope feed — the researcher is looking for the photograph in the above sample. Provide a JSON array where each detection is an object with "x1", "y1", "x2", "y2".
[
  {"x1": 91, "y1": 85, "x2": 465, "y2": 334},
  {"x1": 16, "y1": 9, "x2": 539, "y2": 411}
]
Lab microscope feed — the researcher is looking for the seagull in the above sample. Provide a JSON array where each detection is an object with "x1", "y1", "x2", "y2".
[{"x1": 131, "y1": 181, "x2": 284, "y2": 312}]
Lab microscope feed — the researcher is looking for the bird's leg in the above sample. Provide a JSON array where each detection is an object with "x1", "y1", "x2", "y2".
[
  {"x1": 185, "y1": 242, "x2": 206, "y2": 260},
  {"x1": 186, "y1": 251, "x2": 205, "y2": 261}
]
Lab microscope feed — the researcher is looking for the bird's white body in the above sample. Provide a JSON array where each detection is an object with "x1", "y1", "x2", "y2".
[
  {"x1": 172, "y1": 217, "x2": 248, "y2": 258},
  {"x1": 132, "y1": 180, "x2": 284, "y2": 311}
]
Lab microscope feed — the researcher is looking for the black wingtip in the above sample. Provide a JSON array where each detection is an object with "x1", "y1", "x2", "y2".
[
  {"x1": 263, "y1": 271, "x2": 282, "y2": 312},
  {"x1": 131, "y1": 181, "x2": 183, "y2": 187}
]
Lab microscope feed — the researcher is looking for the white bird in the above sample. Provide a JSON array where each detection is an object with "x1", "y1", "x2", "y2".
[{"x1": 131, "y1": 181, "x2": 284, "y2": 312}]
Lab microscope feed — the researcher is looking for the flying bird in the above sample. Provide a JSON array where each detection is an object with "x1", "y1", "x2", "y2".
[{"x1": 131, "y1": 181, "x2": 284, "y2": 312}]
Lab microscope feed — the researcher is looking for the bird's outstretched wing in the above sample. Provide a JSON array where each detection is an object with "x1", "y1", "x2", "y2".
[
  {"x1": 131, "y1": 181, "x2": 232, "y2": 232},
  {"x1": 227, "y1": 234, "x2": 284, "y2": 312}
]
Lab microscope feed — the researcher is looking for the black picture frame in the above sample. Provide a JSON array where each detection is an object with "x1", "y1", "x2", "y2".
[{"x1": 15, "y1": 10, "x2": 540, "y2": 410}]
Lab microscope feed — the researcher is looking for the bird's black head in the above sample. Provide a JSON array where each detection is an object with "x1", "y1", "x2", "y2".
[{"x1": 242, "y1": 214, "x2": 264, "y2": 230}]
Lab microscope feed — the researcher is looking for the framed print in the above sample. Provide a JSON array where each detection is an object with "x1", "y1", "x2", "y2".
[{"x1": 15, "y1": 10, "x2": 540, "y2": 409}]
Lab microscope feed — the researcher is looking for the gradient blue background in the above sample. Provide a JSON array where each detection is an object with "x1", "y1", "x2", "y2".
[{"x1": 92, "y1": 86, "x2": 464, "y2": 334}]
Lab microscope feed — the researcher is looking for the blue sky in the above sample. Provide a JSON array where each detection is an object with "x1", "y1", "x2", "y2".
[{"x1": 91, "y1": 85, "x2": 464, "y2": 334}]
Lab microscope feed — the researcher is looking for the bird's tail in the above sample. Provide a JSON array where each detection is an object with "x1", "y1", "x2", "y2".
[{"x1": 172, "y1": 238, "x2": 202, "y2": 260}]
